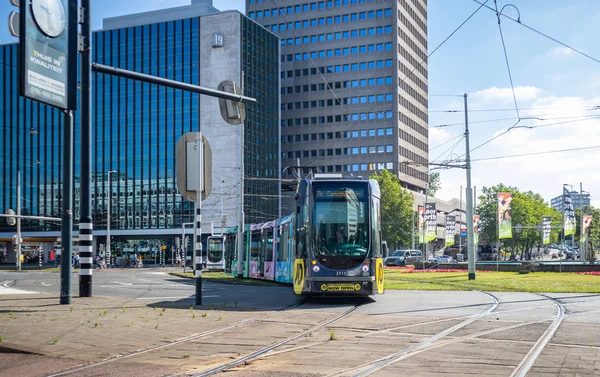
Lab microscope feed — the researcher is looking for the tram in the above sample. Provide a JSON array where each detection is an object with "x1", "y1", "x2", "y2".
[
  {"x1": 206, "y1": 235, "x2": 225, "y2": 270},
  {"x1": 227, "y1": 174, "x2": 384, "y2": 296}
]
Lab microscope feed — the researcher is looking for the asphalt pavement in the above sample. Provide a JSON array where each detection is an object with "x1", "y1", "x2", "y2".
[{"x1": 1, "y1": 269, "x2": 600, "y2": 376}]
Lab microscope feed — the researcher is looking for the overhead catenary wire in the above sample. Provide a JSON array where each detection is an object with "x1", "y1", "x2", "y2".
[
  {"x1": 493, "y1": 0, "x2": 520, "y2": 121},
  {"x1": 468, "y1": 145, "x2": 600, "y2": 162},
  {"x1": 472, "y1": 0, "x2": 600, "y2": 66}
]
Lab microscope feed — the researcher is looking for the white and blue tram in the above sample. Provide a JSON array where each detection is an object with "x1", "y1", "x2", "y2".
[{"x1": 226, "y1": 175, "x2": 384, "y2": 296}]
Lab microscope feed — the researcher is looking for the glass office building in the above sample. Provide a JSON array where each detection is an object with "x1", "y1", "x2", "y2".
[
  {"x1": 0, "y1": 4, "x2": 279, "y2": 251},
  {"x1": 248, "y1": 0, "x2": 428, "y2": 192}
]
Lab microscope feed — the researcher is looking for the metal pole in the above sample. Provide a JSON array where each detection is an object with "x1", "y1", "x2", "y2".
[
  {"x1": 79, "y1": 0, "x2": 93, "y2": 297},
  {"x1": 580, "y1": 182, "x2": 584, "y2": 260},
  {"x1": 422, "y1": 193, "x2": 427, "y2": 270},
  {"x1": 16, "y1": 171, "x2": 21, "y2": 271},
  {"x1": 496, "y1": 193, "x2": 500, "y2": 272},
  {"x1": 459, "y1": 185, "x2": 462, "y2": 255},
  {"x1": 194, "y1": 134, "x2": 203, "y2": 305},
  {"x1": 107, "y1": 171, "x2": 112, "y2": 268},
  {"x1": 411, "y1": 209, "x2": 415, "y2": 249},
  {"x1": 182, "y1": 222, "x2": 186, "y2": 272},
  {"x1": 464, "y1": 94, "x2": 476, "y2": 280},
  {"x1": 236, "y1": 79, "x2": 246, "y2": 279},
  {"x1": 60, "y1": 110, "x2": 74, "y2": 305},
  {"x1": 38, "y1": 245, "x2": 42, "y2": 270},
  {"x1": 91, "y1": 64, "x2": 257, "y2": 104}
]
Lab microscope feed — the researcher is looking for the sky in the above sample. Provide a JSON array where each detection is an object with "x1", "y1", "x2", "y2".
[{"x1": 2, "y1": 0, "x2": 599, "y2": 208}]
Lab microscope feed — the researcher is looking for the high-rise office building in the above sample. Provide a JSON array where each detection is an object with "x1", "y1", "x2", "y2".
[
  {"x1": 247, "y1": 0, "x2": 428, "y2": 192},
  {"x1": 0, "y1": 0, "x2": 279, "y2": 260}
]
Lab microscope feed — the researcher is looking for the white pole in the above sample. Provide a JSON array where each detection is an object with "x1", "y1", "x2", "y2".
[
  {"x1": 194, "y1": 134, "x2": 203, "y2": 305},
  {"x1": 17, "y1": 171, "x2": 21, "y2": 271},
  {"x1": 107, "y1": 171, "x2": 112, "y2": 268}
]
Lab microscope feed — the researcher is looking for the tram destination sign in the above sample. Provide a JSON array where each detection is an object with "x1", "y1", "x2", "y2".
[{"x1": 19, "y1": 0, "x2": 78, "y2": 110}]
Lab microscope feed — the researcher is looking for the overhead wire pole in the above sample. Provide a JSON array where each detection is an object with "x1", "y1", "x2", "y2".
[
  {"x1": 78, "y1": 0, "x2": 93, "y2": 297},
  {"x1": 464, "y1": 93, "x2": 476, "y2": 280}
]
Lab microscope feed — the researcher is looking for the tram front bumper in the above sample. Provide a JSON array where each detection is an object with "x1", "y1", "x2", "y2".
[{"x1": 306, "y1": 276, "x2": 375, "y2": 295}]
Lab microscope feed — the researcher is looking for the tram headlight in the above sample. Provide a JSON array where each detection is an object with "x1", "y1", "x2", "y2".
[
  {"x1": 362, "y1": 265, "x2": 369, "y2": 272},
  {"x1": 313, "y1": 265, "x2": 320, "y2": 272}
]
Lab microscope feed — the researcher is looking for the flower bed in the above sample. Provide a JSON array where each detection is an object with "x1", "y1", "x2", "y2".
[
  {"x1": 573, "y1": 271, "x2": 600, "y2": 276},
  {"x1": 401, "y1": 268, "x2": 490, "y2": 273}
]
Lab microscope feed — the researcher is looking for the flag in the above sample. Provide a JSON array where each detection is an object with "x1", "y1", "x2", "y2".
[
  {"x1": 418, "y1": 206, "x2": 425, "y2": 244},
  {"x1": 445, "y1": 215, "x2": 456, "y2": 247},
  {"x1": 474, "y1": 214, "x2": 480, "y2": 245},
  {"x1": 582, "y1": 215, "x2": 592, "y2": 244},
  {"x1": 563, "y1": 187, "x2": 576, "y2": 236},
  {"x1": 542, "y1": 216, "x2": 551, "y2": 245},
  {"x1": 425, "y1": 203, "x2": 437, "y2": 243},
  {"x1": 497, "y1": 193, "x2": 512, "y2": 239}
]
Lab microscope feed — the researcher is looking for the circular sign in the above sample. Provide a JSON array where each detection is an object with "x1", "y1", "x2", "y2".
[{"x1": 31, "y1": 0, "x2": 66, "y2": 38}]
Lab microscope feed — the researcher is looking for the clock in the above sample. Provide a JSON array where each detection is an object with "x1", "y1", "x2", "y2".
[{"x1": 31, "y1": 0, "x2": 66, "y2": 38}]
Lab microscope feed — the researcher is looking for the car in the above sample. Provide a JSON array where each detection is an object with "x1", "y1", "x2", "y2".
[
  {"x1": 385, "y1": 249, "x2": 423, "y2": 266},
  {"x1": 431, "y1": 255, "x2": 454, "y2": 264},
  {"x1": 385, "y1": 250, "x2": 407, "y2": 266}
]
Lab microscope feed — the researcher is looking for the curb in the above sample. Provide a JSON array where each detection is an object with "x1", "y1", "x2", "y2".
[{"x1": 167, "y1": 272, "x2": 286, "y2": 287}]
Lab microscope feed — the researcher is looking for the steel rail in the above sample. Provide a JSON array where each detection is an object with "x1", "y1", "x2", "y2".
[{"x1": 44, "y1": 301, "x2": 305, "y2": 377}]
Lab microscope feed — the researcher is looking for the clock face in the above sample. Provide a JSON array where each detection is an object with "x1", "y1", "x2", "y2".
[{"x1": 31, "y1": 0, "x2": 66, "y2": 38}]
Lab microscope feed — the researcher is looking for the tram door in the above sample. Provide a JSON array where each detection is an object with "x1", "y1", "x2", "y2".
[
  {"x1": 263, "y1": 228, "x2": 275, "y2": 279},
  {"x1": 250, "y1": 230, "x2": 261, "y2": 278}
]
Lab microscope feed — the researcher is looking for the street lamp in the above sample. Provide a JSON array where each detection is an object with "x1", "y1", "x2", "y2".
[{"x1": 106, "y1": 170, "x2": 117, "y2": 267}]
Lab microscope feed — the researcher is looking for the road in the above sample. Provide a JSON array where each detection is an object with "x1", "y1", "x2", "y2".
[{"x1": 1, "y1": 269, "x2": 600, "y2": 376}]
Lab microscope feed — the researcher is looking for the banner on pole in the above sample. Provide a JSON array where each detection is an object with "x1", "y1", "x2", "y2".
[
  {"x1": 418, "y1": 206, "x2": 425, "y2": 244},
  {"x1": 425, "y1": 203, "x2": 437, "y2": 243},
  {"x1": 474, "y1": 214, "x2": 480, "y2": 246},
  {"x1": 582, "y1": 215, "x2": 592, "y2": 244},
  {"x1": 563, "y1": 187, "x2": 576, "y2": 236},
  {"x1": 542, "y1": 216, "x2": 552, "y2": 245},
  {"x1": 497, "y1": 193, "x2": 513, "y2": 239},
  {"x1": 445, "y1": 215, "x2": 456, "y2": 247}
]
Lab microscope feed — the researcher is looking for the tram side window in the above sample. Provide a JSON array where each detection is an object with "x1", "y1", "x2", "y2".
[
  {"x1": 251, "y1": 230, "x2": 261, "y2": 261},
  {"x1": 371, "y1": 196, "x2": 381, "y2": 257},
  {"x1": 265, "y1": 229, "x2": 274, "y2": 262},
  {"x1": 278, "y1": 224, "x2": 289, "y2": 262}
]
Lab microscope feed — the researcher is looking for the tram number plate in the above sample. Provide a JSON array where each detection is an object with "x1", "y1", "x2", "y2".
[{"x1": 320, "y1": 283, "x2": 361, "y2": 291}]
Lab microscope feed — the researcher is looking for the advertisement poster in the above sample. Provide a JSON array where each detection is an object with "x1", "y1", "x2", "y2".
[
  {"x1": 425, "y1": 203, "x2": 437, "y2": 243},
  {"x1": 563, "y1": 187, "x2": 576, "y2": 236},
  {"x1": 21, "y1": 0, "x2": 75, "y2": 109},
  {"x1": 542, "y1": 216, "x2": 552, "y2": 245},
  {"x1": 474, "y1": 214, "x2": 480, "y2": 245},
  {"x1": 418, "y1": 206, "x2": 425, "y2": 244},
  {"x1": 497, "y1": 193, "x2": 513, "y2": 239},
  {"x1": 445, "y1": 215, "x2": 456, "y2": 247},
  {"x1": 582, "y1": 215, "x2": 592, "y2": 244}
]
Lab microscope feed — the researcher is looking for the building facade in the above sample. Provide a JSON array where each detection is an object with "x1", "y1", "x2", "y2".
[
  {"x1": 551, "y1": 192, "x2": 591, "y2": 213},
  {"x1": 0, "y1": 1, "x2": 279, "y2": 258},
  {"x1": 247, "y1": 0, "x2": 428, "y2": 192}
]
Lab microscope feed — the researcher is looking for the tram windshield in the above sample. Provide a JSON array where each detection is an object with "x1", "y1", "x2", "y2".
[
  {"x1": 207, "y1": 237, "x2": 224, "y2": 263},
  {"x1": 313, "y1": 184, "x2": 369, "y2": 265}
]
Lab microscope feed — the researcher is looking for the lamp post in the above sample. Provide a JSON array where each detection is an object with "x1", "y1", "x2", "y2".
[{"x1": 106, "y1": 170, "x2": 117, "y2": 267}]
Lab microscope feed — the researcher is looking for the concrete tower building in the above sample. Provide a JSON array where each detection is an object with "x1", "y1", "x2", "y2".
[{"x1": 247, "y1": 0, "x2": 428, "y2": 193}]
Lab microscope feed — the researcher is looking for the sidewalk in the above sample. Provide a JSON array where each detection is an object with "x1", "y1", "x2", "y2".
[{"x1": 0, "y1": 293, "x2": 267, "y2": 375}]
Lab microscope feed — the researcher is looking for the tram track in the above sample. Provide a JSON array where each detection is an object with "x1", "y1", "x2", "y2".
[
  {"x1": 182, "y1": 299, "x2": 362, "y2": 377},
  {"x1": 43, "y1": 300, "x2": 306, "y2": 377}
]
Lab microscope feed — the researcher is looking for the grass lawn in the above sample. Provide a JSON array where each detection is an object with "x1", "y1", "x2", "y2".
[
  {"x1": 385, "y1": 270, "x2": 600, "y2": 293},
  {"x1": 170, "y1": 271, "x2": 281, "y2": 287}
]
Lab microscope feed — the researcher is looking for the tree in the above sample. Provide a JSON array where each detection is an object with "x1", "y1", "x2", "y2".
[
  {"x1": 370, "y1": 170, "x2": 414, "y2": 250},
  {"x1": 477, "y1": 184, "x2": 560, "y2": 259},
  {"x1": 428, "y1": 172, "x2": 441, "y2": 197}
]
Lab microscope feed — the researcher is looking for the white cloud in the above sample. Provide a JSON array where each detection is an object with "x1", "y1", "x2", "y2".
[
  {"x1": 471, "y1": 86, "x2": 543, "y2": 103},
  {"x1": 550, "y1": 47, "x2": 574, "y2": 56},
  {"x1": 435, "y1": 92, "x2": 600, "y2": 207}
]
